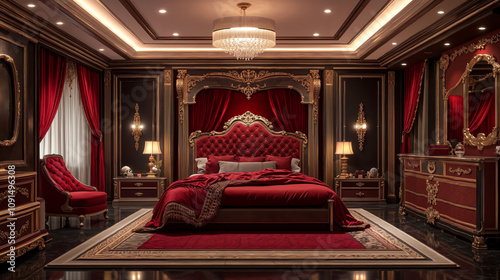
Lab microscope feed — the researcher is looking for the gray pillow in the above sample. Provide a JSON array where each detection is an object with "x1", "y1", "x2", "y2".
[
  {"x1": 195, "y1": 157, "x2": 208, "y2": 174},
  {"x1": 218, "y1": 161, "x2": 277, "y2": 173}
]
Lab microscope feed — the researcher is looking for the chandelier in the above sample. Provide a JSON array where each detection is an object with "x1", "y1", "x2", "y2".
[{"x1": 212, "y1": 2, "x2": 276, "y2": 60}]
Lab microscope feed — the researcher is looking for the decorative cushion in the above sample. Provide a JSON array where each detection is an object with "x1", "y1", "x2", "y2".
[
  {"x1": 218, "y1": 161, "x2": 277, "y2": 173},
  {"x1": 44, "y1": 157, "x2": 93, "y2": 192},
  {"x1": 195, "y1": 157, "x2": 208, "y2": 174},
  {"x1": 205, "y1": 155, "x2": 237, "y2": 174},
  {"x1": 238, "y1": 156, "x2": 265, "y2": 162},
  {"x1": 69, "y1": 191, "x2": 108, "y2": 207},
  {"x1": 291, "y1": 158, "x2": 301, "y2": 173},
  {"x1": 265, "y1": 155, "x2": 292, "y2": 171}
]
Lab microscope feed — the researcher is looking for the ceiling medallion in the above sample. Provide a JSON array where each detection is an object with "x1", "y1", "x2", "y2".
[{"x1": 212, "y1": 2, "x2": 276, "y2": 60}]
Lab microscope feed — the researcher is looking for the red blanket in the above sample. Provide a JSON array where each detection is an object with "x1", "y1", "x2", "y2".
[{"x1": 143, "y1": 169, "x2": 366, "y2": 230}]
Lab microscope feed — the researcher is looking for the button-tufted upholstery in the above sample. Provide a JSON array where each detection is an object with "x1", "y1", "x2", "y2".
[
  {"x1": 196, "y1": 123, "x2": 302, "y2": 159},
  {"x1": 40, "y1": 154, "x2": 108, "y2": 228}
]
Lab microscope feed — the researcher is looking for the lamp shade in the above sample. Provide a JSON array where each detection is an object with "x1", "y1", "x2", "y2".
[
  {"x1": 335, "y1": 141, "x2": 354, "y2": 155},
  {"x1": 143, "y1": 141, "x2": 162, "y2": 155}
]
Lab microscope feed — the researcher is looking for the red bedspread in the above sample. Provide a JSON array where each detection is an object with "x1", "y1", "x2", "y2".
[{"x1": 143, "y1": 169, "x2": 366, "y2": 230}]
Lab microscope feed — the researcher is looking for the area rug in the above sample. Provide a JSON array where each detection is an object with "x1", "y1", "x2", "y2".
[{"x1": 46, "y1": 208, "x2": 458, "y2": 268}]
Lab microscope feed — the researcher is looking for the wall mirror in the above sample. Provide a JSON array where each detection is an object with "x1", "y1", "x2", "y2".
[
  {"x1": 462, "y1": 54, "x2": 499, "y2": 150},
  {"x1": 0, "y1": 54, "x2": 20, "y2": 147}
]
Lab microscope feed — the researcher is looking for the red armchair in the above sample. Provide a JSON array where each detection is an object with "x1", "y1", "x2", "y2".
[{"x1": 40, "y1": 154, "x2": 108, "y2": 228}]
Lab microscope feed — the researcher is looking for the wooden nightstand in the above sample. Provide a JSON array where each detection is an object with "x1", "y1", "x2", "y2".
[
  {"x1": 113, "y1": 177, "x2": 166, "y2": 203},
  {"x1": 335, "y1": 177, "x2": 385, "y2": 202}
]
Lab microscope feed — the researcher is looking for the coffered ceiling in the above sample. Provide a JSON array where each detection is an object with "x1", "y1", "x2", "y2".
[{"x1": 9, "y1": 0, "x2": 500, "y2": 67}]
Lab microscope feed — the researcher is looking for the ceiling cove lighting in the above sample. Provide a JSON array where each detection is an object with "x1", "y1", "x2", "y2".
[{"x1": 212, "y1": 2, "x2": 276, "y2": 60}]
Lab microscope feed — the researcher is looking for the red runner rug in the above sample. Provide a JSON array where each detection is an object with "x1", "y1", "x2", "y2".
[{"x1": 138, "y1": 231, "x2": 366, "y2": 250}]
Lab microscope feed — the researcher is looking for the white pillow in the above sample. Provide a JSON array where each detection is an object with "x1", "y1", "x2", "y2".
[
  {"x1": 218, "y1": 161, "x2": 277, "y2": 173},
  {"x1": 195, "y1": 157, "x2": 208, "y2": 174},
  {"x1": 291, "y1": 158, "x2": 301, "y2": 173}
]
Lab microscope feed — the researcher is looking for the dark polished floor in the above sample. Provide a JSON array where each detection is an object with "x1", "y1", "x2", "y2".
[{"x1": 2, "y1": 202, "x2": 500, "y2": 280}]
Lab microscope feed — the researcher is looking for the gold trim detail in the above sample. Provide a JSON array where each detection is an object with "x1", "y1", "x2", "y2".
[
  {"x1": 134, "y1": 183, "x2": 144, "y2": 187},
  {"x1": 231, "y1": 83, "x2": 266, "y2": 99},
  {"x1": 356, "y1": 182, "x2": 365, "y2": 187},
  {"x1": 427, "y1": 161, "x2": 436, "y2": 174},
  {"x1": 388, "y1": 71, "x2": 395, "y2": 86},
  {"x1": 67, "y1": 61, "x2": 76, "y2": 90},
  {"x1": 164, "y1": 70, "x2": 171, "y2": 85},
  {"x1": 176, "y1": 70, "x2": 186, "y2": 124},
  {"x1": 463, "y1": 127, "x2": 499, "y2": 151},
  {"x1": 425, "y1": 207, "x2": 440, "y2": 225},
  {"x1": 354, "y1": 103, "x2": 367, "y2": 151},
  {"x1": 104, "y1": 70, "x2": 111, "y2": 87},
  {"x1": 449, "y1": 167, "x2": 472, "y2": 176},
  {"x1": 425, "y1": 176, "x2": 440, "y2": 225},
  {"x1": 131, "y1": 104, "x2": 143, "y2": 151},
  {"x1": 356, "y1": 192, "x2": 365, "y2": 197},
  {"x1": 223, "y1": 111, "x2": 274, "y2": 130},
  {"x1": 134, "y1": 192, "x2": 144, "y2": 197},
  {"x1": 407, "y1": 161, "x2": 420, "y2": 169},
  {"x1": 326, "y1": 70, "x2": 334, "y2": 85},
  {"x1": 0, "y1": 220, "x2": 30, "y2": 240},
  {"x1": 0, "y1": 237, "x2": 45, "y2": 263},
  {"x1": 0, "y1": 54, "x2": 21, "y2": 147},
  {"x1": 0, "y1": 187, "x2": 30, "y2": 202},
  {"x1": 114, "y1": 181, "x2": 119, "y2": 199}
]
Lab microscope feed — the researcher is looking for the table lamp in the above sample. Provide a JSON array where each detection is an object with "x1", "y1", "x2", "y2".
[
  {"x1": 143, "y1": 141, "x2": 162, "y2": 177},
  {"x1": 336, "y1": 141, "x2": 354, "y2": 178}
]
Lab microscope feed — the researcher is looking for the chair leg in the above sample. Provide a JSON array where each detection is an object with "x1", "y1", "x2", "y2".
[
  {"x1": 103, "y1": 209, "x2": 109, "y2": 219},
  {"x1": 78, "y1": 215, "x2": 85, "y2": 228}
]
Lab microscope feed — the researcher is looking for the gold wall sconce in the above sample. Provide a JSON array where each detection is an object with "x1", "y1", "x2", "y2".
[
  {"x1": 131, "y1": 103, "x2": 143, "y2": 151},
  {"x1": 354, "y1": 103, "x2": 367, "y2": 151}
]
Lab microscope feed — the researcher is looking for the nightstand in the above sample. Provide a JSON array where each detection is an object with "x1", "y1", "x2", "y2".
[
  {"x1": 113, "y1": 177, "x2": 166, "y2": 203},
  {"x1": 335, "y1": 177, "x2": 385, "y2": 202}
]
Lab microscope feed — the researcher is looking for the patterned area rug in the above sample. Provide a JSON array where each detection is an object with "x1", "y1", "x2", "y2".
[{"x1": 46, "y1": 208, "x2": 458, "y2": 268}]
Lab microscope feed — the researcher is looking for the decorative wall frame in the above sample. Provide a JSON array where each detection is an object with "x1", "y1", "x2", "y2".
[{"x1": 0, "y1": 54, "x2": 21, "y2": 147}]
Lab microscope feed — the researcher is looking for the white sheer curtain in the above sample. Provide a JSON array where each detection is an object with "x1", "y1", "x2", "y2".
[{"x1": 40, "y1": 76, "x2": 91, "y2": 185}]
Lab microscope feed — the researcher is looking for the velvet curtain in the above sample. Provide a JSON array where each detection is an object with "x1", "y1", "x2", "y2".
[
  {"x1": 77, "y1": 65, "x2": 105, "y2": 191},
  {"x1": 401, "y1": 60, "x2": 426, "y2": 153},
  {"x1": 39, "y1": 48, "x2": 67, "y2": 141},
  {"x1": 469, "y1": 90, "x2": 495, "y2": 135},
  {"x1": 448, "y1": 95, "x2": 464, "y2": 142},
  {"x1": 267, "y1": 88, "x2": 307, "y2": 133},
  {"x1": 189, "y1": 89, "x2": 232, "y2": 132}
]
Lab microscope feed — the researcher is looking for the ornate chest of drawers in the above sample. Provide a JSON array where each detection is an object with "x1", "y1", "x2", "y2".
[
  {"x1": 113, "y1": 177, "x2": 166, "y2": 203},
  {"x1": 399, "y1": 154, "x2": 499, "y2": 249},
  {"x1": 335, "y1": 177, "x2": 385, "y2": 202}
]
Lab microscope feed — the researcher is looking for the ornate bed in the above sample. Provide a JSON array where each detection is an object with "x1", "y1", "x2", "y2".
[{"x1": 142, "y1": 112, "x2": 364, "y2": 231}]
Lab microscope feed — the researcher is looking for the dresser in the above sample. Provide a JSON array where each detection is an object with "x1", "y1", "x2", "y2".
[
  {"x1": 113, "y1": 177, "x2": 166, "y2": 203},
  {"x1": 399, "y1": 154, "x2": 499, "y2": 249},
  {"x1": 0, "y1": 171, "x2": 48, "y2": 262},
  {"x1": 335, "y1": 177, "x2": 385, "y2": 202}
]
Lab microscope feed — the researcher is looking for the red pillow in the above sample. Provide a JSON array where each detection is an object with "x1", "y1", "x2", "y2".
[
  {"x1": 265, "y1": 155, "x2": 292, "y2": 171},
  {"x1": 205, "y1": 155, "x2": 237, "y2": 174},
  {"x1": 238, "y1": 156, "x2": 265, "y2": 162}
]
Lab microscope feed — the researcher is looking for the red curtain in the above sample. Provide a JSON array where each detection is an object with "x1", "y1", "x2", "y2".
[
  {"x1": 77, "y1": 65, "x2": 105, "y2": 191},
  {"x1": 401, "y1": 60, "x2": 426, "y2": 153},
  {"x1": 39, "y1": 48, "x2": 67, "y2": 141},
  {"x1": 469, "y1": 90, "x2": 495, "y2": 135},
  {"x1": 267, "y1": 89, "x2": 308, "y2": 133},
  {"x1": 189, "y1": 89, "x2": 231, "y2": 132},
  {"x1": 448, "y1": 95, "x2": 464, "y2": 142}
]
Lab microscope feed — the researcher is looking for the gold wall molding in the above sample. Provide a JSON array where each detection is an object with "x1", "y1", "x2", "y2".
[
  {"x1": 449, "y1": 167, "x2": 472, "y2": 176},
  {"x1": 66, "y1": 61, "x2": 76, "y2": 90},
  {"x1": 325, "y1": 70, "x2": 334, "y2": 85},
  {"x1": 164, "y1": 69, "x2": 171, "y2": 85},
  {"x1": 388, "y1": 71, "x2": 395, "y2": 86},
  {"x1": 104, "y1": 70, "x2": 112, "y2": 87}
]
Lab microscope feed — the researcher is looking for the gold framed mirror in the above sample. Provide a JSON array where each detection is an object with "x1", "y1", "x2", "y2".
[{"x1": 0, "y1": 54, "x2": 21, "y2": 147}]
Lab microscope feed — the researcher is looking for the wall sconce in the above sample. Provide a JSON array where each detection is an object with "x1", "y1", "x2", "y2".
[
  {"x1": 131, "y1": 103, "x2": 143, "y2": 151},
  {"x1": 354, "y1": 103, "x2": 367, "y2": 151}
]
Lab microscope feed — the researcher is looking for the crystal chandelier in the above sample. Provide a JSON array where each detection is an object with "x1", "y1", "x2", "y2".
[{"x1": 212, "y1": 2, "x2": 276, "y2": 60}]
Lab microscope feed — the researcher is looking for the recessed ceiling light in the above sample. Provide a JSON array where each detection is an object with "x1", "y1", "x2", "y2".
[
  {"x1": 99, "y1": 49, "x2": 105, "y2": 52},
  {"x1": 478, "y1": 26, "x2": 486, "y2": 30},
  {"x1": 444, "y1": 42, "x2": 450, "y2": 46},
  {"x1": 401, "y1": 63, "x2": 407, "y2": 66},
  {"x1": 313, "y1": 33, "x2": 319, "y2": 37},
  {"x1": 173, "y1": 33, "x2": 179, "y2": 36},
  {"x1": 27, "y1": 4, "x2": 35, "y2": 8},
  {"x1": 437, "y1": 11, "x2": 444, "y2": 14},
  {"x1": 324, "y1": 9, "x2": 332, "y2": 14},
  {"x1": 392, "y1": 42, "x2": 397, "y2": 45},
  {"x1": 56, "y1": 21, "x2": 64, "y2": 25},
  {"x1": 159, "y1": 9, "x2": 166, "y2": 14}
]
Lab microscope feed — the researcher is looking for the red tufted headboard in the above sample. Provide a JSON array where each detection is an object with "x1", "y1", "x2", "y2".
[{"x1": 189, "y1": 111, "x2": 307, "y2": 162}]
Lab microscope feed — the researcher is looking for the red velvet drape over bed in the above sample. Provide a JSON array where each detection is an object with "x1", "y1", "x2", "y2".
[{"x1": 468, "y1": 90, "x2": 495, "y2": 135}]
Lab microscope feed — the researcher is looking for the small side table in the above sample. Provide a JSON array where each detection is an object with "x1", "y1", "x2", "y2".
[
  {"x1": 335, "y1": 177, "x2": 385, "y2": 202},
  {"x1": 113, "y1": 176, "x2": 166, "y2": 203}
]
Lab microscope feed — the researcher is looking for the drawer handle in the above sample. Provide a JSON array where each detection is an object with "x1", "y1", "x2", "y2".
[
  {"x1": 356, "y1": 182, "x2": 365, "y2": 187},
  {"x1": 134, "y1": 183, "x2": 144, "y2": 187},
  {"x1": 356, "y1": 192, "x2": 365, "y2": 197},
  {"x1": 449, "y1": 167, "x2": 472, "y2": 176},
  {"x1": 407, "y1": 162, "x2": 419, "y2": 169},
  {"x1": 134, "y1": 192, "x2": 144, "y2": 197}
]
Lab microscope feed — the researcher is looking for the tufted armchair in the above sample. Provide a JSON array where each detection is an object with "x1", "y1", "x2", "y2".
[{"x1": 39, "y1": 154, "x2": 108, "y2": 228}]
